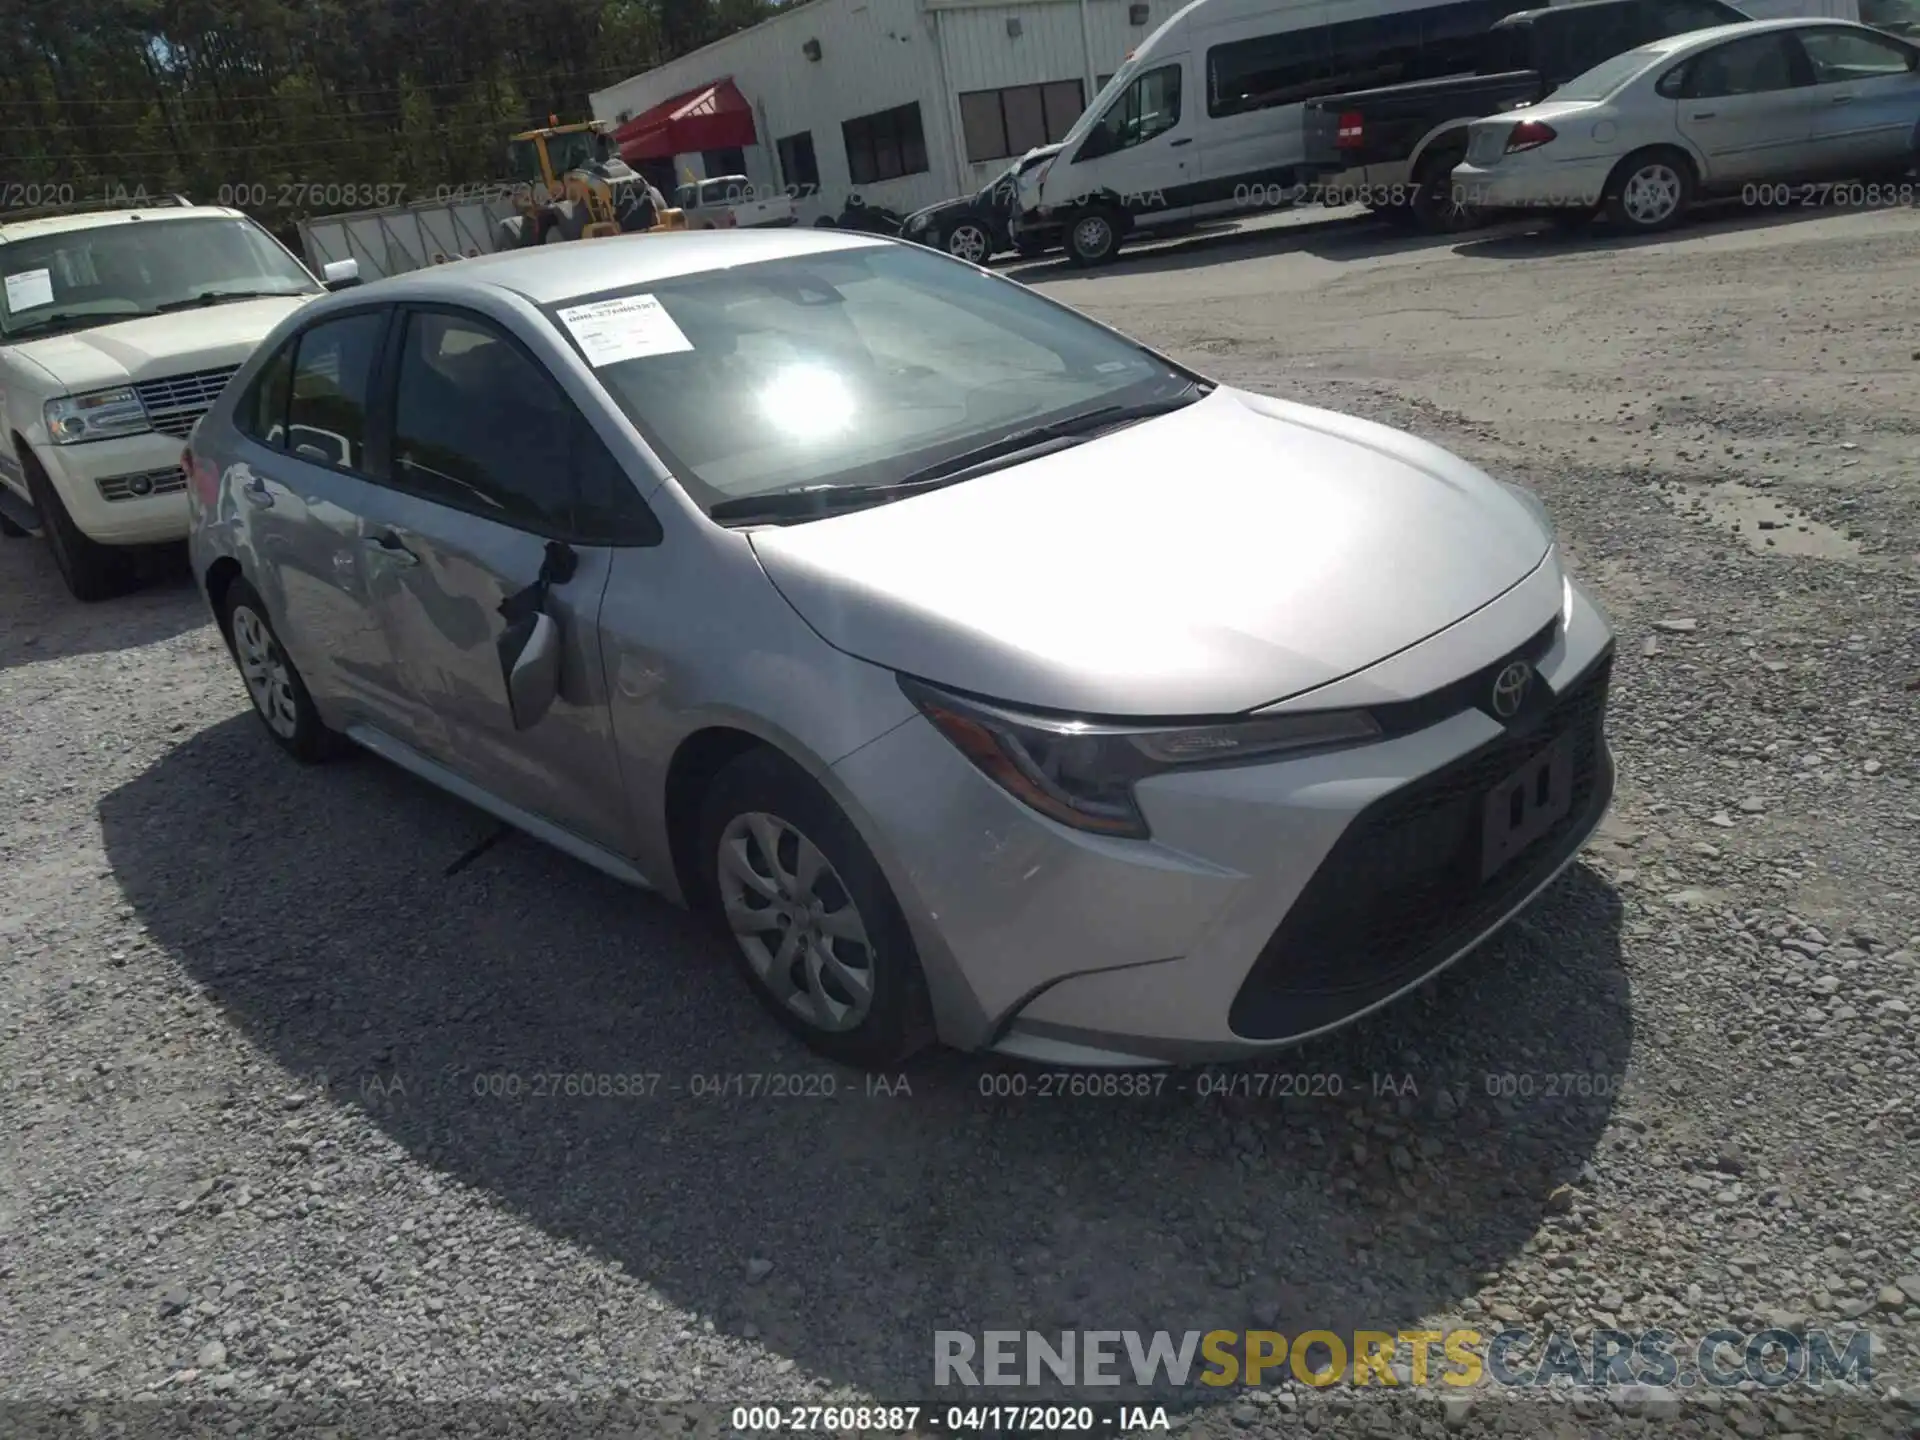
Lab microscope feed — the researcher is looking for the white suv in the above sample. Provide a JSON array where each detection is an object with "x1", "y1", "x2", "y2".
[{"x1": 0, "y1": 200, "x2": 343, "y2": 600}]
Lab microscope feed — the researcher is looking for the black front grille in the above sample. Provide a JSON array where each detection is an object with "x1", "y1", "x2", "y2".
[{"x1": 1228, "y1": 649, "x2": 1614, "y2": 1042}]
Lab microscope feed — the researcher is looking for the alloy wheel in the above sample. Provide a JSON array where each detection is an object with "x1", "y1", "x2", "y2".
[
  {"x1": 946, "y1": 223, "x2": 990, "y2": 263},
  {"x1": 1072, "y1": 214, "x2": 1113, "y2": 259},
  {"x1": 716, "y1": 811, "x2": 876, "y2": 1033},
  {"x1": 1622, "y1": 164, "x2": 1682, "y2": 227},
  {"x1": 231, "y1": 604, "x2": 300, "y2": 740}
]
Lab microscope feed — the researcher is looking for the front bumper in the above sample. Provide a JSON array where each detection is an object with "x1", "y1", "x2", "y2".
[
  {"x1": 831, "y1": 574, "x2": 1616, "y2": 1064},
  {"x1": 32, "y1": 432, "x2": 194, "y2": 545},
  {"x1": 1454, "y1": 155, "x2": 1616, "y2": 211}
]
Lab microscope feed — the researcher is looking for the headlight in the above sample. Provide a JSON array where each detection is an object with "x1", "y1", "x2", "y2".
[
  {"x1": 45, "y1": 387, "x2": 151, "y2": 444},
  {"x1": 905, "y1": 213, "x2": 930, "y2": 233},
  {"x1": 900, "y1": 676, "x2": 1380, "y2": 839}
]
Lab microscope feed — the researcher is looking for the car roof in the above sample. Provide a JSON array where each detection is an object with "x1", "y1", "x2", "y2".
[
  {"x1": 1633, "y1": 15, "x2": 1880, "y2": 55},
  {"x1": 0, "y1": 204, "x2": 248, "y2": 244},
  {"x1": 322, "y1": 228, "x2": 893, "y2": 310}
]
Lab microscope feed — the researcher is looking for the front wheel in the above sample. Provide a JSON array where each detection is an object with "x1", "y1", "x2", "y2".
[
  {"x1": 1066, "y1": 206, "x2": 1123, "y2": 267},
  {"x1": 23, "y1": 452, "x2": 124, "y2": 601},
  {"x1": 1603, "y1": 150, "x2": 1693, "y2": 233},
  {"x1": 697, "y1": 748, "x2": 934, "y2": 1069},
  {"x1": 943, "y1": 220, "x2": 992, "y2": 263}
]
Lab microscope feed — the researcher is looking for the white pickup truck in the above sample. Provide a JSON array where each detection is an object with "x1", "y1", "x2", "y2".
[{"x1": 671, "y1": 176, "x2": 797, "y2": 229}]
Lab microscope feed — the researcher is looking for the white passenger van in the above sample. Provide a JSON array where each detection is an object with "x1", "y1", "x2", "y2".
[
  {"x1": 1025, "y1": 0, "x2": 1865, "y2": 264},
  {"x1": 1027, "y1": 0, "x2": 1509, "y2": 264}
]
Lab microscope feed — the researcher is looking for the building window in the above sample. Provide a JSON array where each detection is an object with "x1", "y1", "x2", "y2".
[
  {"x1": 957, "y1": 80, "x2": 1086, "y2": 162},
  {"x1": 777, "y1": 131, "x2": 820, "y2": 195},
  {"x1": 701, "y1": 146, "x2": 746, "y2": 178},
  {"x1": 841, "y1": 102, "x2": 929, "y2": 185}
]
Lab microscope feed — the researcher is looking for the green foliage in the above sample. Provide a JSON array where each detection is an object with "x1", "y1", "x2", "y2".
[{"x1": 0, "y1": 0, "x2": 774, "y2": 223}]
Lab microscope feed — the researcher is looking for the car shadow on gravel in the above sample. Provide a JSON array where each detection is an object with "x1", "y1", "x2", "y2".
[
  {"x1": 0, "y1": 539, "x2": 203, "y2": 673},
  {"x1": 1454, "y1": 197, "x2": 1892, "y2": 260},
  {"x1": 99, "y1": 714, "x2": 1630, "y2": 1406}
]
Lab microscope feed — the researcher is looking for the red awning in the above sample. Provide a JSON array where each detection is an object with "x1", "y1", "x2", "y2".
[{"x1": 615, "y1": 78, "x2": 757, "y2": 163}]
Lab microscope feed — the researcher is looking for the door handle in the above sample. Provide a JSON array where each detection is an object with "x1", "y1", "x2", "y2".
[
  {"x1": 362, "y1": 533, "x2": 418, "y2": 567},
  {"x1": 240, "y1": 476, "x2": 274, "y2": 508},
  {"x1": 1168, "y1": 136, "x2": 1193, "y2": 147},
  {"x1": 1690, "y1": 111, "x2": 1717, "y2": 119}
]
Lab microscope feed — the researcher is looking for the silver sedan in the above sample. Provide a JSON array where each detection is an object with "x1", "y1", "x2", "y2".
[
  {"x1": 185, "y1": 230, "x2": 1615, "y2": 1068},
  {"x1": 1454, "y1": 18, "x2": 1920, "y2": 231}
]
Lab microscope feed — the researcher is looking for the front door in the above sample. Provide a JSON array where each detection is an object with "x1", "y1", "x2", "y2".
[
  {"x1": 1673, "y1": 31, "x2": 1819, "y2": 185},
  {"x1": 1797, "y1": 25, "x2": 1920, "y2": 175},
  {"x1": 1062, "y1": 59, "x2": 1197, "y2": 232},
  {"x1": 357, "y1": 305, "x2": 638, "y2": 857}
]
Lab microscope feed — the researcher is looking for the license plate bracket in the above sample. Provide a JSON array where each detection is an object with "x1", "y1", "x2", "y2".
[{"x1": 1481, "y1": 735, "x2": 1575, "y2": 881}]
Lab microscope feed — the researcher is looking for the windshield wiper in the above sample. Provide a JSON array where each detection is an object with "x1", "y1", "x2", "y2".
[
  {"x1": 155, "y1": 288, "x2": 314, "y2": 312},
  {"x1": 709, "y1": 384, "x2": 1210, "y2": 525},
  {"x1": 3, "y1": 307, "x2": 159, "y2": 336}
]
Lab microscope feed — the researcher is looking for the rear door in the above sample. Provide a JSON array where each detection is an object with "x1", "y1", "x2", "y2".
[
  {"x1": 1672, "y1": 30, "x2": 1821, "y2": 183},
  {"x1": 354, "y1": 304, "x2": 650, "y2": 855},
  {"x1": 226, "y1": 307, "x2": 428, "y2": 742},
  {"x1": 1797, "y1": 25, "x2": 1920, "y2": 172}
]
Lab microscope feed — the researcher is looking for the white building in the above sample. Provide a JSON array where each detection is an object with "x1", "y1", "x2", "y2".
[{"x1": 589, "y1": 0, "x2": 1167, "y2": 222}]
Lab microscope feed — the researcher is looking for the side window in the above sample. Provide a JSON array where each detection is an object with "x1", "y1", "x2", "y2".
[
  {"x1": 390, "y1": 311, "x2": 582, "y2": 535},
  {"x1": 1080, "y1": 63, "x2": 1184, "y2": 156},
  {"x1": 1684, "y1": 32, "x2": 1805, "y2": 95},
  {"x1": 286, "y1": 312, "x2": 385, "y2": 471},
  {"x1": 1800, "y1": 26, "x2": 1917, "y2": 79},
  {"x1": 238, "y1": 342, "x2": 294, "y2": 450},
  {"x1": 1207, "y1": 31, "x2": 1330, "y2": 117}
]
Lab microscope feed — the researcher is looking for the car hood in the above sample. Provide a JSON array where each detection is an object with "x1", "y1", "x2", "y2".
[
  {"x1": 10, "y1": 295, "x2": 316, "y2": 393},
  {"x1": 904, "y1": 197, "x2": 978, "y2": 228},
  {"x1": 748, "y1": 386, "x2": 1553, "y2": 716}
]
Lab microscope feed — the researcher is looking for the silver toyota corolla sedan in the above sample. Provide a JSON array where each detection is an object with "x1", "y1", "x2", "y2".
[{"x1": 184, "y1": 229, "x2": 1616, "y2": 1068}]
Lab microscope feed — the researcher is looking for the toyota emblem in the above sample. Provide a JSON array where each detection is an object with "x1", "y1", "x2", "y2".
[{"x1": 1490, "y1": 662, "x2": 1532, "y2": 720}]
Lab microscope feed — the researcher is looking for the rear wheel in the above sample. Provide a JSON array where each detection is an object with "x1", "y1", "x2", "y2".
[
  {"x1": 1066, "y1": 205, "x2": 1124, "y2": 267},
  {"x1": 23, "y1": 451, "x2": 124, "y2": 601},
  {"x1": 1602, "y1": 149, "x2": 1693, "y2": 232},
  {"x1": 697, "y1": 748, "x2": 934, "y2": 1069},
  {"x1": 1409, "y1": 149, "x2": 1480, "y2": 234},
  {"x1": 219, "y1": 578, "x2": 340, "y2": 763}
]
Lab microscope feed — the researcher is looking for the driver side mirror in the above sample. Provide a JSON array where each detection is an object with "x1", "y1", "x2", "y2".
[
  {"x1": 321, "y1": 258, "x2": 361, "y2": 291},
  {"x1": 499, "y1": 609, "x2": 563, "y2": 730}
]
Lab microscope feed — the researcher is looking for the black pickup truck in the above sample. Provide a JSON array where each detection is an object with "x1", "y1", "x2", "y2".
[{"x1": 1300, "y1": 0, "x2": 1749, "y2": 230}]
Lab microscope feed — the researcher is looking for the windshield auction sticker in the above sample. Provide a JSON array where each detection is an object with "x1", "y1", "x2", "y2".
[
  {"x1": 4, "y1": 268, "x2": 54, "y2": 312},
  {"x1": 557, "y1": 293, "x2": 693, "y2": 366}
]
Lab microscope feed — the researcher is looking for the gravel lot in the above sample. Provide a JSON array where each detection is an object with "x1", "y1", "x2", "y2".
[{"x1": 3, "y1": 202, "x2": 1918, "y2": 1439}]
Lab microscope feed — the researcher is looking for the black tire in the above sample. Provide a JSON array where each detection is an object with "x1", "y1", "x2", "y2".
[
  {"x1": 696, "y1": 748, "x2": 935, "y2": 1069},
  {"x1": 23, "y1": 450, "x2": 125, "y2": 601},
  {"x1": 1408, "y1": 149, "x2": 1480, "y2": 234},
  {"x1": 1065, "y1": 205, "x2": 1124, "y2": 267},
  {"x1": 813, "y1": 214, "x2": 838, "y2": 229},
  {"x1": 943, "y1": 219, "x2": 993, "y2": 264},
  {"x1": 0, "y1": 507, "x2": 26, "y2": 538},
  {"x1": 218, "y1": 578, "x2": 341, "y2": 763},
  {"x1": 1602, "y1": 148, "x2": 1693, "y2": 233}
]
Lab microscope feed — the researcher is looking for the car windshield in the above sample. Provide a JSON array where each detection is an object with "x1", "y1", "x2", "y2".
[
  {"x1": 0, "y1": 215, "x2": 318, "y2": 339},
  {"x1": 550, "y1": 242, "x2": 1192, "y2": 518},
  {"x1": 1549, "y1": 46, "x2": 1660, "y2": 99}
]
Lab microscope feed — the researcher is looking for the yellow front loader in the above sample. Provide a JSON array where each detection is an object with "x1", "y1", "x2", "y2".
[{"x1": 496, "y1": 118, "x2": 689, "y2": 249}]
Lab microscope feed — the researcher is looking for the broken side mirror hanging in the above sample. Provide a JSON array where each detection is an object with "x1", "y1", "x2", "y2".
[{"x1": 495, "y1": 540, "x2": 578, "y2": 731}]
